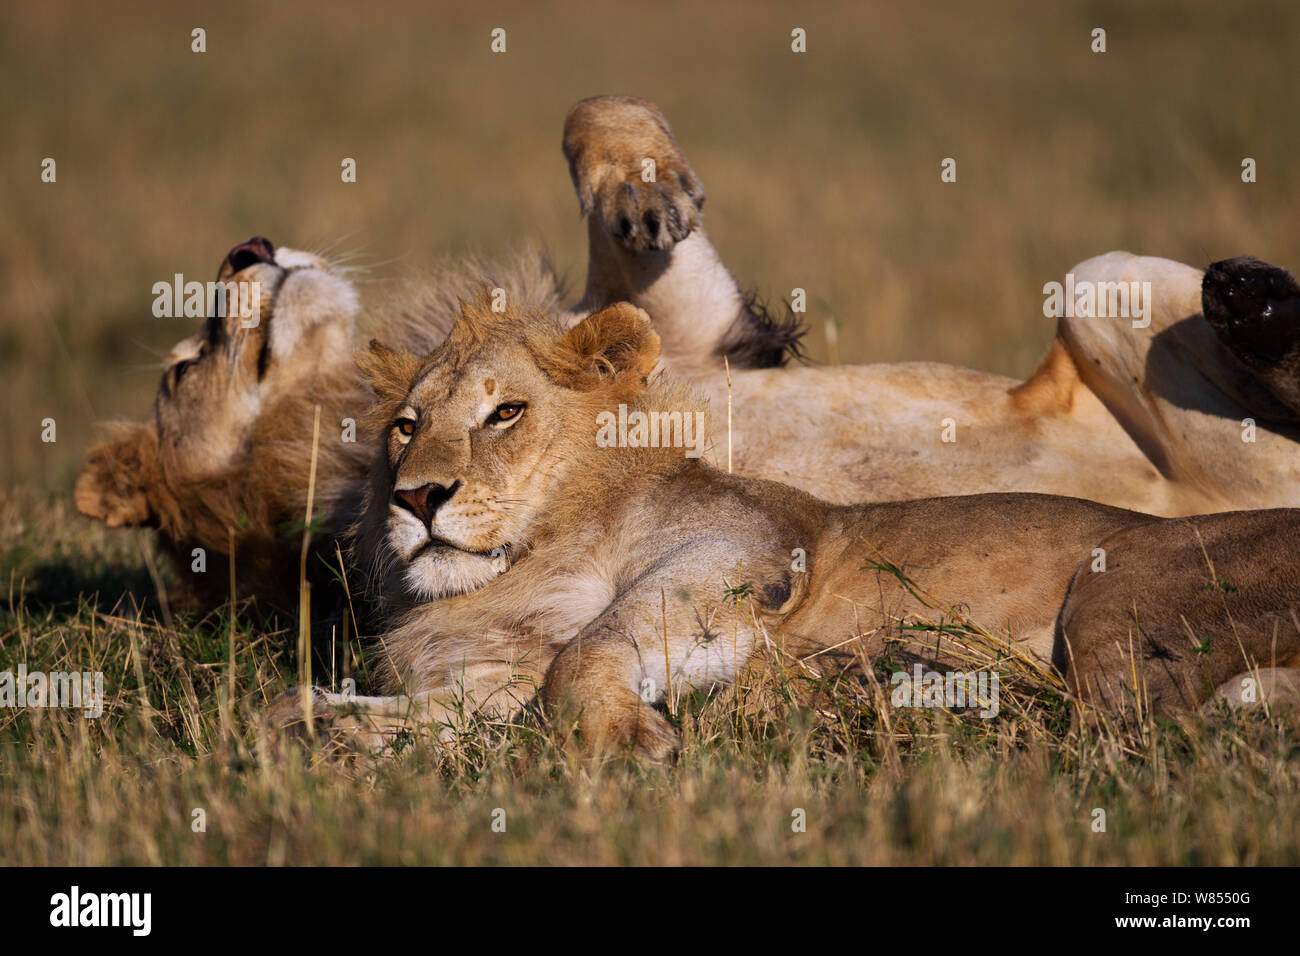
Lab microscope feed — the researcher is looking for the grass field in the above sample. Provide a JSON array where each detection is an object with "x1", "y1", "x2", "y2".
[
  {"x1": 4, "y1": 498, "x2": 1298, "y2": 866},
  {"x1": 3, "y1": 0, "x2": 1300, "y2": 865}
]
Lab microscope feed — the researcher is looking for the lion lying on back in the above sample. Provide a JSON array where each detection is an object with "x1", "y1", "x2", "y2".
[
  {"x1": 75, "y1": 95, "x2": 1300, "y2": 628},
  {"x1": 73, "y1": 96, "x2": 803, "y2": 617},
  {"x1": 269, "y1": 299, "x2": 1300, "y2": 757}
]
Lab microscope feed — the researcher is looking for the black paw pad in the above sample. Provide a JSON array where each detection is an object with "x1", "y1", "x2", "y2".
[{"x1": 1203, "y1": 256, "x2": 1300, "y2": 364}]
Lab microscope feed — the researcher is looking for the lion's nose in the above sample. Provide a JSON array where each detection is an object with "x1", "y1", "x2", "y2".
[
  {"x1": 393, "y1": 480, "x2": 461, "y2": 526},
  {"x1": 221, "y1": 236, "x2": 276, "y2": 276}
]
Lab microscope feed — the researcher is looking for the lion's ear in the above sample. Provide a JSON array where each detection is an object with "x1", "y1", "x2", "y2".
[
  {"x1": 74, "y1": 424, "x2": 160, "y2": 528},
  {"x1": 357, "y1": 340, "x2": 422, "y2": 402},
  {"x1": 550, "y1": 303, "x2": 661, "y2": 394}
]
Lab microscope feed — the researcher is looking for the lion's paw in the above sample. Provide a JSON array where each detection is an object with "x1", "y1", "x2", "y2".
[
  {"x1": 263, "y1": 685, "x2": 333, "y2": 737},
  {"x1": 576, "y1": 693, "x2": 681, "y2": 763},
  {"x1": 628, "y1": 706, "x2": 682, "y2": 763},
  {"x1": 563, "y1": 95, "x2": 706, "y2": 254},
  {"x1": 1203, "y1": 256, "x2": 1300, "y2": 366},
  {"x1": 1203, "y1": 255, "x2": 1300, "y2": 414},
  {"x1": 260, "y1": 685, "x2": 398, "y2": 758}
]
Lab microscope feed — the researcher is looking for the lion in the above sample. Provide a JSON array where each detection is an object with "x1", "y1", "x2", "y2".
[
  {"x1": 73, "y1": 241, "x2": 373, "y2": 617},
  {"x1": 74, "y1": 97, "x2": 800, "y2": 617},
  {"x1": 77, "y1": 94, "x2": 1300, "y2": 622},
  {"x1": 268, "y1": 299, "x2": 1300, "y2": 758},
  {"x1": 1056, "y1": 507, "x2": 1300, "y2": 723}
]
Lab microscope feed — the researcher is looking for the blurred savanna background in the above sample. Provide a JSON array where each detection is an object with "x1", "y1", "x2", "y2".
[
  {"x1": 2, "y1": 0, "x2": 1299, "y2": 865},
  {"x1": 4, "y1": 0, "x2": 1300, "y2": 487}
]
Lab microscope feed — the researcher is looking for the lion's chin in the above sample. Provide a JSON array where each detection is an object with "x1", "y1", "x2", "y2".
[{"x1": 402, "y1": 544, "x2": 504, "y2": 601}]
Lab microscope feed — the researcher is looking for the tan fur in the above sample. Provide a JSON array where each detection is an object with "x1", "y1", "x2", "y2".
[
  {"x1": 74, "y1": 246, "x2": 372, "y2": 614},
  {"x1": 1009, "y1": 339, "x2": 1079, "y2": 416},
  {"x1": 270, "y1": 302, "x2": 1300, "y2": 758},
  {"x1": 78, "y1": 96, "x2": 1300, "y2": 626},
  {"x1": 1055, "y1": 509, "x2": 1300, "y2": 723},
  {"x1": 75, "y1": 97, "x2": 785, "y2": 613}
]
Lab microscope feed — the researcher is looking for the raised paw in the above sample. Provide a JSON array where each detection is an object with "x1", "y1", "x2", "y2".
[
  {"x1": 563, "y1": 95, "x2": 706, "y2": 254},
  {"x1": 1203, "y1": 256, "x2": 1300, "y2": 414},
  {"x1": 1203, "y1": 256, "x2": 1300, "y2": 365}
]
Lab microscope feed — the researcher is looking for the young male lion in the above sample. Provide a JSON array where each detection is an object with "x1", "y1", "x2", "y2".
[
  {"x1": 74, "y1": 97, "x2": 800, "y2": 616},
  {"x1": 77, "y1": 95, "x2": 1300, "y2": 622},
  {"x1": 269, "y1": 299, "x2": 1300, "y2": 758}
]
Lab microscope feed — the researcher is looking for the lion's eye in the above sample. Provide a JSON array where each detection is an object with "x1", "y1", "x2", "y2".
[
  {"x1": 487, "y1": 402, "x2": 526, "y2": 427},
  {"x1": 172, "y1": 356, "x2": 200, "y2": 388},
  {"x1": 393, "y1": 418, "x2": 417, "y2": 442}
]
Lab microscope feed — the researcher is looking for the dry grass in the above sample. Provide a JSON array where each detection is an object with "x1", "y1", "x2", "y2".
[
  {"x1": 2, "y1": 490, "x2": 1299, "y2": 865},
  {"x1": 2, "y1": 0, "x2": 1300, "y2": 864}
]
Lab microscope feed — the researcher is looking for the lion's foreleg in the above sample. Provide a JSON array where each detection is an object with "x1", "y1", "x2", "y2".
[
  {"x1": 265, "y1": 664, "x2": 537, "y2": 756},
  {"x1": 540, "y1": 574, "x2": 765, "y2": 760}
]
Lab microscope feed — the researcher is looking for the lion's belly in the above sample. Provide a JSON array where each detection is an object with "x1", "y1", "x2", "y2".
[{"x1": 689, "y1": 362, "x2": 1173, "y2": 513}]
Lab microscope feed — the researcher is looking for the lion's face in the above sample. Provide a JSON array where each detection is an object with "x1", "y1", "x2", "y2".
[
  {"x1": 152, "y1": 238, "x2": 358, "y2": 478},
  {"x1": 358, "y1": 301, "x2": 661, "y2": 602},
  {"x1": 379, "y1": 340, "x2": 558, "y2": 599},
  {"x1": 76, "y1": 237, "x2": 360, "y2": 532}
]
